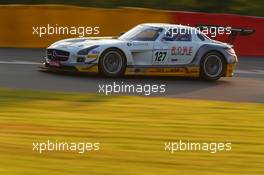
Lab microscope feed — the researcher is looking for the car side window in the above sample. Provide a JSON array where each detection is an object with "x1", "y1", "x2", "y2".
[
  {"x1": 175, "y1": 33, "x2": 192, "y2": 41},
  {"x1": 163, "y1": 28, "x2": 192, "y2": 42},
  {"x1": 197, "y1": 33, "x2": 205, "y2": 41}
]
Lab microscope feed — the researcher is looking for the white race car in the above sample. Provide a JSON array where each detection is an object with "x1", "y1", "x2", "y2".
[{"x1": 41, "y1": 23, "x2": 238, "y2": 81}]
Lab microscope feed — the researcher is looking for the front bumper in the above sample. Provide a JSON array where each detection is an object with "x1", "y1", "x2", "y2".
[
  {"x1": 224, "y1": 54, "x2": 238, "y2": 77},
  {"x1": 40, "y1": 61, "x2": 99, "y2": 73},
  {"x1": 224, "y1": 63, "x2": 237, "y2": 77}
]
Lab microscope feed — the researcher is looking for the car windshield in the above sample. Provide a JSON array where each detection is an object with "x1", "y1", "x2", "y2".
[{"x1": 119, "y1": 25, "x2": 163, "y2": 41}]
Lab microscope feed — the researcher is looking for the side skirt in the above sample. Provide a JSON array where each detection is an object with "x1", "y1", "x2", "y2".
[{"x1": 125, "y1": 66, "x2": 200, "y2": 77}]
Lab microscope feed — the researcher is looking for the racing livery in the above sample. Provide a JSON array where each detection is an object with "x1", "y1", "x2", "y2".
[{"x1": 41, "y1": 23, "x2": 238, "y2": 81}]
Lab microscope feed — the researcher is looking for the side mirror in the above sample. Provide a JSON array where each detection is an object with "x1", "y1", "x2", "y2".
[{"x1": 119, "y1": 31, "x2": 126, "y2": 36}]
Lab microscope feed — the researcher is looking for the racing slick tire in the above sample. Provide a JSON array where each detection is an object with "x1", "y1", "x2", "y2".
[
  {"x1": 99, "y1": 48, "x2": 126, "y2": 77},
  {"x1": 200, "y1": 51, "x2": 226, "y2": 81}
]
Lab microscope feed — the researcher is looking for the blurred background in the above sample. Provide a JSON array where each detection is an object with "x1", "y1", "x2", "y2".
[
  {"x1": 1, "y1": 0, "x2": 264, "y2": 16},
  {"x1": 0, "y1": 0, "x2": 263, "y2": 56}
]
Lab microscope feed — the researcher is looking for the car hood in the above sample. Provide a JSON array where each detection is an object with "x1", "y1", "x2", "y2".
[{"x1": 48, "y1": 37, "x2": 125, "y2": 51}]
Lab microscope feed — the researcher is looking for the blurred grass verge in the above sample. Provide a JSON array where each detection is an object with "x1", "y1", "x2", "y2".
[
  {"x1": 0, "y1": 0, "x2": 264, "y2": 16},
  {"x1": 0, "y1": 88, "x2": 263, "y2": 175}
]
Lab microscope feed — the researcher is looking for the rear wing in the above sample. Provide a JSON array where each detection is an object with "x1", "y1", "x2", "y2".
[{"x1": 195, "y1": 24, "x2": 255, "y2": 45}]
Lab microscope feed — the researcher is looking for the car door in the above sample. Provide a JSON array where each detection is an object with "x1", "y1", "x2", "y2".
[
  {"x1": 128, "y1": 40, "x2": 155, "y2": 65},
  {"x1": 154, "y1": 28, "x2": 199, "y2": 65},
  {"x1": 152, "y1": 40, "x2": 169, "y2": 65}
]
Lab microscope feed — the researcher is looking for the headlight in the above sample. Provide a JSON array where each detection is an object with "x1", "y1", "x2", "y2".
[{"x1": 77, "y1": 45, "x2": 99, "y2": 55}]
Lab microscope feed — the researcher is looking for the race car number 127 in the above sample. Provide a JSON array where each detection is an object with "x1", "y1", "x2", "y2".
[{"x1": 154, "y1": 51, "x2": 168, "y2": 63}]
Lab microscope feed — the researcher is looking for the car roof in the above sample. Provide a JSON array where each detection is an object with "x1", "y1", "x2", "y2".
[{"x1": 142, "y1": 23, "x2": 195, "y2": 30}]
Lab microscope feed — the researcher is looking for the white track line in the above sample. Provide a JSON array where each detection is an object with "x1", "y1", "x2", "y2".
[
  {"x1": 235, "y1": 70, "x2": 264, "y2": 75},
  {"x1": 0, "y1": 61, "x2": 41, "y2": 65}
]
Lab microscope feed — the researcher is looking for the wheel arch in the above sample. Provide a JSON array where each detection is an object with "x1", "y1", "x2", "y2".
[{"x1": 192, "y1": 44, "x2": 228, "y2": 66}]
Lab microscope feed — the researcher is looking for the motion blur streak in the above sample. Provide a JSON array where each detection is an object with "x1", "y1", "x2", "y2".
[
  {"x1": 0, "y1": 89, "x2": 263, "y2": 175},
  {"x1": 0, "y1": 5, "x2": 169, "y2": 48}
]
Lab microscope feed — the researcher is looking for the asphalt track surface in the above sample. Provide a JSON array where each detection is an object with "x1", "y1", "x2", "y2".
[{"x1": 0, "y1": 48, "x2": 263, "y2": 103}]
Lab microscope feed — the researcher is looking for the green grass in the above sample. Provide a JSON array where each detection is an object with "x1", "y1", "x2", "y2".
[{"x1": 0, "y1": 89, "x2": 263, "y2": 175}]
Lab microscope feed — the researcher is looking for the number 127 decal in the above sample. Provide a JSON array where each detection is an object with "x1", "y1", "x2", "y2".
[{"x1": 153, "y1": 51, "x2": 168, "y2": 63}]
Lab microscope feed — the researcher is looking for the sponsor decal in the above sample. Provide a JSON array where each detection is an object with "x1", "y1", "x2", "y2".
[
  {"x1": 125, "y1": 67, "x2": 199, "y2": 76},
  {"x1": 91, "y1": 50, "x2": 100, "y2": 54},
  {"x1": 154, "y1": 51, "x2": 168, "y2": 63},
  {"x1": 86, "y1": 50, "x2": 99, "y2": 59},
  {"x1": 86, "y1": 54, "x2": 98, "y2": 59},
  {"x1": 171, "y1": 46, "x2": 193, "y2": 56},
  {"x1": 132, "y1": 42, "x2": 149, "y2": 46},
  {"x1": 152, "y1": 50, "x2": 169, "y2": 64},
  {"x1": 149, "y1": 67, "x2": 199, "y2": 74},
  {"x1": 76, "y1": 64, "x2": 98, "y2": 72},
  {"x1": 149, "y1": 68, "x2": 183, "y2": 73},
  {"x1": 171, "y1": 58, "x2": 178, "y2": 62},
  {"x1": 49, "y1": 61, "x2": 60, "y2": 67},
  {"x1": 127, "y1": 42, "x2": 149, "y2": 47}
]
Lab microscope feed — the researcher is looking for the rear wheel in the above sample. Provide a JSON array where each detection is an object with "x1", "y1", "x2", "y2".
[
  {"x1": 99, "y1": 48, "x2": 126, "y2": 77},
  {"x1": 200, "y1": 52, "x2": 226, "y2": 81}
]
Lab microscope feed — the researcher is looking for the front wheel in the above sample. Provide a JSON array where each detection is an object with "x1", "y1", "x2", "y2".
[
  {"x1": 200, "y1": 52, "x2": 226, "y2": 81},
  {"x1": 99, "y1": 48, "x2": 126, "y2": 77}
]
